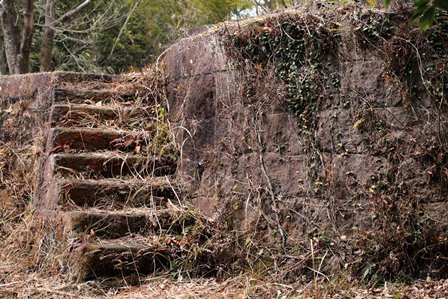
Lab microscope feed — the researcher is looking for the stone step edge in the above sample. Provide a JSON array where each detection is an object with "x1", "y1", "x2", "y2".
[
  {"x1": 34, "y1": 176, "x2": 182, "y2": 211},
  {"x1": 46, "y1": 127, "x2": 152, "y2": 153},
  {"x1": 53, "y1": 88, "x2": 136, "y2": 104},
  {"x1": 68, "y1": 239, "x2": 175, "y2": 280},
  {"x1": 48, "y1": 152, "x2": 177, "y2": 179},
  {"x1": 61, "y1": 208, "x2": 199, "y2": 239}
]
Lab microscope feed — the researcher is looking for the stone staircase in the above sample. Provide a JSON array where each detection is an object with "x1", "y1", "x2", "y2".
[{"x1": 33, "y1": 77, "x2": 207, "y2": 281}]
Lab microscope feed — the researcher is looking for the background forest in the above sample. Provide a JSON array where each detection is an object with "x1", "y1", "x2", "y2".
[
  {"x1": 1, "y1": 0, "x2": 446, "y2": 74},
  {"x1": 0, "y1": 0, "x2": 301, "y2": 74}
]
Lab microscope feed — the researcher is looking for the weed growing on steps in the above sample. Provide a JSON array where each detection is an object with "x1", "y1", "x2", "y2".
[
  {"x1": 47, "y1": 67, "x2": 202, "y2": 280},
  {"x1": 0, "y1": 66, "x2": 206, "y2": 288}
]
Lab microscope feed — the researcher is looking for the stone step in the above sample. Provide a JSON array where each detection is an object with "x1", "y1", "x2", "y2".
[
  {"x1": 69, "y1": 239, "x2": 174, "y2": 280},
  {"x1": 58, "y1": 178, "x2": 181, "y2": 210},
  {"x1": 49, "y1": 104, "x2": 154, "y2": 129},
  {"x1": 56, "y1": 73, "x2": 119, "y2": 84},
  {"x1": 64, "y1": 208, "x2": 197, "y2": 239},
  {"x1": 34, "y1": 178, "x2": 180, "y2": 211},
  {"x1": 53, "y1": 88, "x2": 136, "y2": 105},
  {"x1": 46, "y1": 153, "x2": 176, "y2": 179},
  {"x1": 46, "y1": 127, "x2": 151, "y2": 153}
]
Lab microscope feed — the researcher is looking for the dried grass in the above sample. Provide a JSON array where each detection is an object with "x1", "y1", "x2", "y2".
[{"x1": 2, "y1": 264, "x2": 448, "y2": 299}]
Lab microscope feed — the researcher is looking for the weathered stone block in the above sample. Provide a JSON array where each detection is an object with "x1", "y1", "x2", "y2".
[
  {"x1": 163, "y1": 34, "x2": 229, "y2": 81},
  {"x1": 340, "y1": 60, "x2": 404, "y2": 108},
  {"x1": 330, "y1": 154, "x2": 390, "y2": 187}
]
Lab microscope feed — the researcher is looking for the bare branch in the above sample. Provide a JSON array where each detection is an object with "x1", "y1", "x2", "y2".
[
  {"x1": 51, "y1": 0, "x2": 92, "y2": 26},
  {"x1": 252, "y1": 0, "x2": 269, "y2": 13},
  {"x1": 108, "y1": 0, "x2": 142, "y2": 60}
]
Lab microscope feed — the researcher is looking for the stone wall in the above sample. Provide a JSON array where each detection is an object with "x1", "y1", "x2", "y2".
[
  {"x1": 0, "y1": 73, "x2": 56, "y2": 214},
  {"x1": 162, "y1": 9, "x2": 448, "y2": 276}
]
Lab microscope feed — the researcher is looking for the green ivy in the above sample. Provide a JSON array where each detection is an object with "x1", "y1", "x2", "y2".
[{"x1": 226, "y1": 16, "x2": 340, "y2": 128}]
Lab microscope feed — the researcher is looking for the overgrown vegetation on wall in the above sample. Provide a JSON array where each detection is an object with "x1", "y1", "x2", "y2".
[
  {"x1": 353, "y1": 9, "x2": 448, "y2": 283},
  {"x1": 221, "y1": 5, "x2": 448, "y2": 284}
]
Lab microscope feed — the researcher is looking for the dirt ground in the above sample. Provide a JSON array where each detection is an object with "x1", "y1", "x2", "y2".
[{"x1": 1, "y1": 261, "x2": 448, "y2": 299}]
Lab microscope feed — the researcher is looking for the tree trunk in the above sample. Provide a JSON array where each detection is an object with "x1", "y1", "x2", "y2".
[
  {"x1": 0, "y1": 0, "x2": 21, "y2": 74},
  {"x1": 0, "y1": 47, "x2": 8, "y2": 75},
  {"x1": 40, "y1": 0, "x2": 55, "y2": 72},
  {"x1": 0, "y1": 50, "x2": 7, "y2": 75},
  {"x1": 0, "y1": 29, "x2": 8, "y2": 75},
  {"x1": 19, "y1": 0, "x2": 35, "y2": 73}
]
